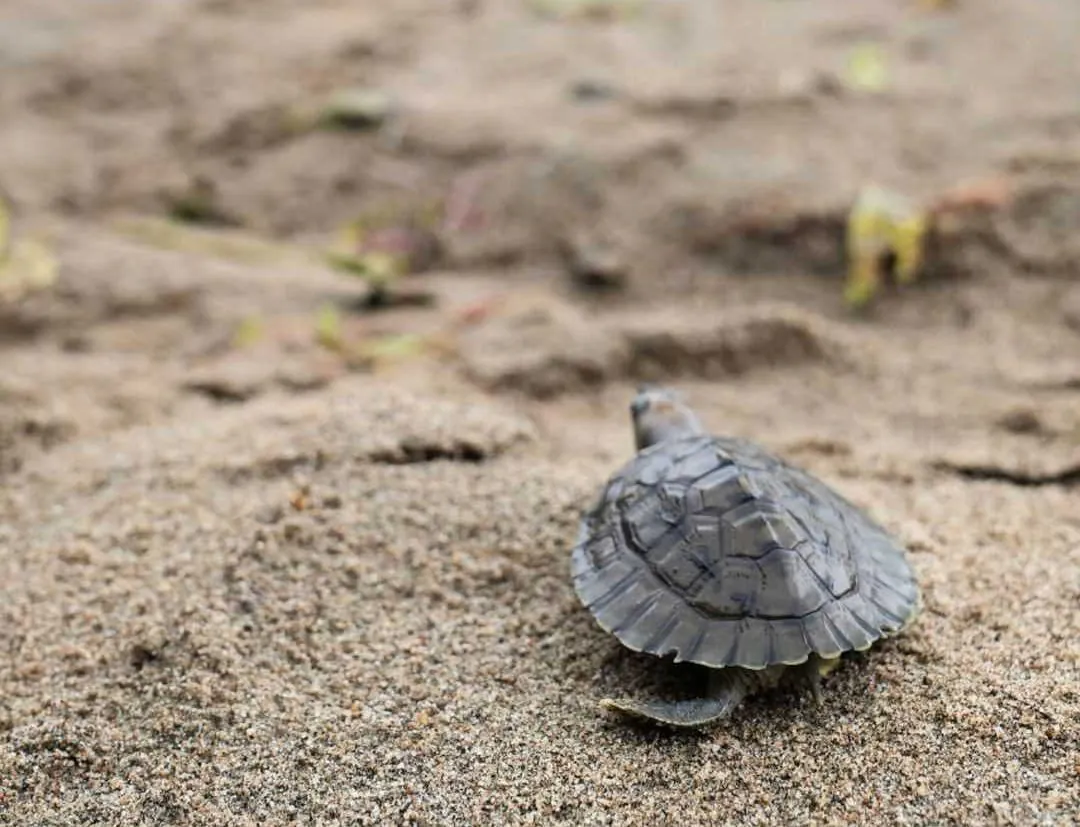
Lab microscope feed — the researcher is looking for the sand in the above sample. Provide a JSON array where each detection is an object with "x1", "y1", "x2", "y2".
[{"x1": 1, "y1": 1, "x2": 1079, "y2": 825}]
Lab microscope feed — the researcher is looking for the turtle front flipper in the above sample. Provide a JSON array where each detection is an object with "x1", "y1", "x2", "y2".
[
  {"x1": 598, "y1": 669, "x2": 751, "y2": 729},
  {"x1": 798, "y1": 655, "x2": 842, "y2": 705}
]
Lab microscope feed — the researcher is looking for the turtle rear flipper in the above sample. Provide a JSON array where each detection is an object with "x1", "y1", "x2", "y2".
[{"x1": 598, "y1": 669, "x2": 752, "y2": 728}]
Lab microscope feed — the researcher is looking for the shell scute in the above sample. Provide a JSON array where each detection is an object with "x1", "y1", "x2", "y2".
[{"x1": 571, "y1": 434, "x2": 919, "y2": 669}]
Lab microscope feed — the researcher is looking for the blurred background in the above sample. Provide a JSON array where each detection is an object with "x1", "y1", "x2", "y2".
[{"x1": 2, "y1": 1, "x2": 1079, "y2": 394}]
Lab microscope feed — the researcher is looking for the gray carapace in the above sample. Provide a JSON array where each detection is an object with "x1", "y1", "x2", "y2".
[{"x1": 571, "y1": 385, "x2": 920, "y2": 727}]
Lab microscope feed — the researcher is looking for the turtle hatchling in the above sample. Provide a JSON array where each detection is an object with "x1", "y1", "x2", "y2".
[{"x1": 571, "y1": 386, "x2": 920, "y2": 727}]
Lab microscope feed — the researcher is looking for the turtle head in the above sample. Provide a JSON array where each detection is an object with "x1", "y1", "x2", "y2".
[{"x1": 630, "y1": 385, "x2": 705, "y2": 451}]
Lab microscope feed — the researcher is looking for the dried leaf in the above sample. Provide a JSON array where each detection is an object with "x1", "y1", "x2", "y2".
[
  {"x1": 325, "y1": 247, "x2": 404, "y2": 288},
  {"x1": 319, "y1": 88, "x2": 394, "y2": 131},
  {"x1": 232, "y1": 315, "x2": 266, "y2": 349},
  {"x1": 0, "y1": 193, "x2": 60, "y2": 303},
  {"x1": 352, "y1": 333, "x2": 430, "y2": 365},
  {"x1": 845, "y1": 44, "x2": 889, "y2": 93},
  {"x1": 326, "y1": 206, "x2": 442, "y2": 287},
  {"x1": 314, "y1": 304, "x2": 345, "y2": 352},
  {"x1": 0, "y1": 239, "x2": 59, "y2": 302},
  {"x1": 845, "y1": 185, "x2": 930, "y2": 310}
]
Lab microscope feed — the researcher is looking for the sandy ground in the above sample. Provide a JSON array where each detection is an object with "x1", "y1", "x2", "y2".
[{"x1": 1, "y1": 1, "x2": 1079, "y2": 825}]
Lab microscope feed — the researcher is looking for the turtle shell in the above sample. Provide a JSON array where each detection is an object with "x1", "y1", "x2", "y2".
[{"x1": 571, "y1": 434, "x2": 920, "y2": 670}]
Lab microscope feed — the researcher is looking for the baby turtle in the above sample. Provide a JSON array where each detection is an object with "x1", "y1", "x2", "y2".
[{"x1": 571, "y1": 386, "x2": 920, "y2": 728}]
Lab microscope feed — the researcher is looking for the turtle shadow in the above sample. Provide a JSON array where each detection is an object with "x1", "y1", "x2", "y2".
[{"x1": 595, "y1": 642, "x2": 708, "y2": 700}]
